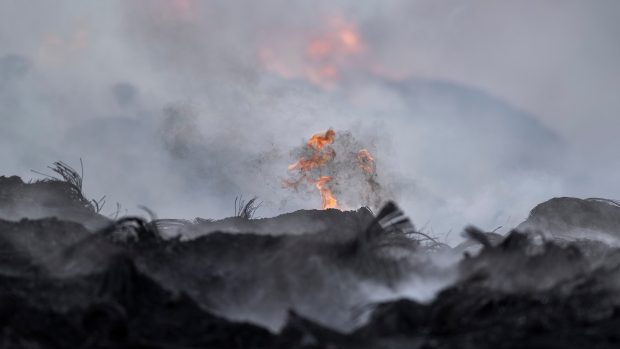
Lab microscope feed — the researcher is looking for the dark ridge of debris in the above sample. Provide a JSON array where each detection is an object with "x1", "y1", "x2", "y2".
[
  {"x1": 3, "y1": 171, "x2": 620, "y2": 347},
  {"x1": 453, "y1": 229, "x2": 504, "y2": 255},
  {"x1": 0, "y1": 192, "x2": 434, "y2": 332},
  {"x1": 518, "y1": 196, "x2": 620, "y2": 242},
  {"x1": 0, "y1": 255, "x2": 274, "y2": 349},
  {"x1": 0, "y1": 175, "x2": 110, "y2": 230},
  {"x1": 349, "y1": 232, "x2": 620, "y2": 349},
  {"x1": 160, "y1": 206, "x2": 376, "y2": 240}
]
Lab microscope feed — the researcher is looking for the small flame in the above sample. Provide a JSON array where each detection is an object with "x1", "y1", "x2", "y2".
[
  {"x1": 287, "y1": 147, "x2": 335, "y2": 172},
  {"x1": 312, "y1": 176, "x2": 338, "y2": 209},
  {"x1": 286, "y1": 129, "x2": 378, "y2": 210},
  {"x1": 357, "y1": 149, "x2": 376, "y2": 174},
  {"x1": 288, "y1": 129, "x2": 336, "y2": 172},
  {"x1": 286, "y1": 129, "x2": 339, "y2": 210},
  {"x1": 307, "y1": 129, "x2": 336, "y2": 150}
]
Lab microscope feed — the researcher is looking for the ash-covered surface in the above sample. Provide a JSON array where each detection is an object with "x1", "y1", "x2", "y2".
[
  {"x1": 2, "y1": 175, "x2": 620, "y2": 348},
  {"x1": 518, "y1": 197, "x2": 620, "y2": 244},
  {"x1": 0, "y1": 175, "x2": 110, "y2": 230}
]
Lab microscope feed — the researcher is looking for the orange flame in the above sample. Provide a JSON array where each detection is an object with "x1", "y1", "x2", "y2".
[
  {"x1": 287, "y1": 147, "x2": 335, "y2": 172},
  {"x1": 287, "y1": 129, "x2": 339, "y2": 210},
  {"x1": 307, "y1": 129, "x2": 336, "y2": 150},
  {"x1": 286, "y1": 129, "x2": 377, "y2": 210},
  {"x1": 357, "y1": 149, "x2": 376, "y2": 174},
  {"x1": 312, "y1": 176, "x2": 338, "y2": 209}
]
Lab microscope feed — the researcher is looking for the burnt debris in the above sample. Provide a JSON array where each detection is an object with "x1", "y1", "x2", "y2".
[{"x1": 1, "y1": 172, "x2": 620, "y2": 348}]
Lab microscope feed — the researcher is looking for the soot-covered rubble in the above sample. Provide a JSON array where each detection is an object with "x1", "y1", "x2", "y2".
[{"x1": 1, "y1": 167, "x2": 620, "y2": 348}]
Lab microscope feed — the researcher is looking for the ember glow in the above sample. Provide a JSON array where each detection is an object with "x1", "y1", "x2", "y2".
[
  {"x1": 304, "y1": 18, "x2": 364, "y2": 85},
  {"x1": 259, "y1": 15, "x2": 365, "y2": 87}
]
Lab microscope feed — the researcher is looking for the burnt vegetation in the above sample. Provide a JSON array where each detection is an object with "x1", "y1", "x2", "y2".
[
  {"x1": 31, "y1": 160, "x2": 105, "y2": 214},
  {"x1": 1, "y1": 162, "x2": 620, "y2": 348},
  {"x1": 234, "y1": 195, "x2": 262, "y2": 220}
]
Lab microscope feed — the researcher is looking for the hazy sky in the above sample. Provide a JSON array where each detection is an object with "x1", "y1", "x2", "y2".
[{"x1": 1, "y1": 0, "x2": 619, "y2": 241}]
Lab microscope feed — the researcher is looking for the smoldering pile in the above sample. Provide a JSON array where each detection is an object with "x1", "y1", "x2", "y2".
[{"x1": 1, "y1": 165, "x2": 620, "y2": 348}]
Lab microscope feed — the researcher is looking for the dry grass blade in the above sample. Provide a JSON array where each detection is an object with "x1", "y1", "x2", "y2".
[
  {"x1": 234, "y1": 196, "x2": 262, "y2": 219},
  {"x1": 31, "y1": 160, "x2": 99, "y2": 213}
]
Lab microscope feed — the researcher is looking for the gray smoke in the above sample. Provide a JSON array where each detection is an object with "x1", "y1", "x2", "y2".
[{"x1": 1, "y1": 1, "x2": 619, "y2": 244}]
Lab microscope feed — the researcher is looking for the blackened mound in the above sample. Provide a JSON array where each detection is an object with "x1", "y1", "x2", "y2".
[
  {"x1": 2, "y1": 174, "x2": 620, "y2": 348},
  {"x1": 0, "y1": 175, "x2": 110, "y2": 230},
  {"x1": 518, "y1": 197, "x2": 620, "y2": 242}
]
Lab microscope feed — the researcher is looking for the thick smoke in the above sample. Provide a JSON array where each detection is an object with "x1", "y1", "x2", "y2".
[{"x1": 1, "y1": 1, "x2": 619, "y2": 243}]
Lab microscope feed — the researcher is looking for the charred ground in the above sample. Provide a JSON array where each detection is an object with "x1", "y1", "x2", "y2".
[{"x1": 1, "y1": 168, "x2": 620, "y2": 348}]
